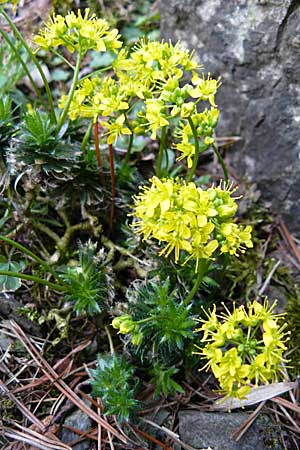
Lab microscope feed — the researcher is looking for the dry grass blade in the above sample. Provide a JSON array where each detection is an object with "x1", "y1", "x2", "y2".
[
  {"x1": 63, "y1": 424, "x2": 98, "y2": 443},
  {"x1": 0, "y1": 380, "x2": 47, "y2": 432},
  {"x1": 231, "y1": 400, "x2": 266, "y2": 441},
  {"x1": 278, "y1": 220, "x2": 300, "y2": 265},
  {"x1": 211, "y1": 381, "x2": 297, "y2": 411},
  {"x1": 277, "y1": 404, "x2": 300, "y2": 432},
  {"x1": 0, "y1": 380, "x2": 66, "y2": 448},
  {"x1": 142, "y1": 418, "x2": 199, "y2": 450},
  {"x1": 272, "y1": 396, "x2": 300, "y2": 415},
  {"x1": 1, "y1": 425, "x2": 72, "y2": 450},
  {"x1": 258, "y1": 259, "x2": 281, "y2": 296},
  {"x1": 13, "y1": 339, "x2": 91, "y2": 394},
  {"x1": 133, "y1": 426, "x2": 172, "y2": 450},
  {"x1": 97, "y1": 398, "x2": 102, "y2": 450},
  {"x1": 9, "y1": 320, "x2": 127, "y2": 444}
]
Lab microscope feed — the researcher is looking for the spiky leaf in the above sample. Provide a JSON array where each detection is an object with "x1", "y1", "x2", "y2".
[{"x1": 90, "y1": 353, "x2": 138, "y2": 422}]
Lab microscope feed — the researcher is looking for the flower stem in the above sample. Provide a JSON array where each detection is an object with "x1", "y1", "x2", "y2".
[
  {"x1": 136, "y1": 316, "x2": 167, "y2": 325},
  {"x1": 108, "y1": 143, "x2": 116, "y2": 228},
  {"x1": 0, "y1": 27, "x2": 41, "y2": 100},
  {"x1": 0, "y1": 8, "x2": 56, "y2": 123},
  {"x1": 186, "y1": 116, "x2": 200, "y2": 182},
  {"x1": 183, "y1": 259, "x2": 209, "y2": 305},
  {"x1": 156, "y1": 126, "x2": 167, "y2": 178},
  {"x1": 93, "y1": 120, "x2": 105, "y2": 186},
  {"x1": 80, "y1": 120, "x2": 93, "y2": 151},
  {"x1": 0, "y1": 235, "x2": 62, "y2": 283},
  {"x1": 104, "y1": 325, "x2": 115, "y2": 356},
  {"x1": 122, "y1": 117, "x2": 134, "y2": 167},
  {"x1": 0, "y1": 270, "x2": 66, "y2": 291},
  {"x1": 79, "y1": 65, "x2": 113, "y2": 82},
  {"x1": 56, "y1": 54, "x2": 82, "y2": 135},
  {"x1": 51, "y1": 49, "x2": 75, "y2": 70},
  {"x1": 212, "y1": 143, "x2": 229, "y2": 184}
]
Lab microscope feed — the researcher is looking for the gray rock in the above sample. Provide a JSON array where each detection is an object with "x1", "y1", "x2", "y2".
[
  {"x1": 0, "y1": 294, "x2": 41, "y2": 335},
  {"x1": 178, "y1": 410, "x2": 280, "y2": 450},
  {"x1": 0, "y1": 326, "x2": 13, "y2": 352},
  {"x1": 160, "y1": 0, "x2": 300, "y2": 232},
  {"x1": 61, "y1": 409, "x2": 92, "y2": 450}
]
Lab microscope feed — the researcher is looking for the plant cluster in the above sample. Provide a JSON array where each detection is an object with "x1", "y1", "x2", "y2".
[
  {"x1": 90, "y1": 353, "x2": 138, "y2": 421},
  {"x1": 61, "y1": 241, "x2": 110, "y2": 316},
  {"x1": 113, "y1": 279, "x2": 194, "y2": 352},
  {"x1": 0, "y1": 4, "x2": 293, "y2": 426},
  {"x1": 34, "y1": 9, "x2": 122, "y2": 56}
]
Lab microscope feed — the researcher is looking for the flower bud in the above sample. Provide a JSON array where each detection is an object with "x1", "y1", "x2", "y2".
[
  {"x1": 111, "y1": 314, "x2": 131, "y2": 330},
  {"x1": 119, "y1": 319, "x2": 136, "y2": 334},
  {"x1": 131, "y1": 332, "x2": 143, "y2": 346}
]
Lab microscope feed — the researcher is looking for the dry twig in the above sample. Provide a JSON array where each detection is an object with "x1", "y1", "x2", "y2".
[{"x1": 8, "y1": 320, "x2": 127, "y2": 444}]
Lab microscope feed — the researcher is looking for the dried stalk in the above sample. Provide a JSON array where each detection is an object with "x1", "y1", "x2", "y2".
[{"x1": 9, "y1": 320, "x2": 127, "y2": 444}]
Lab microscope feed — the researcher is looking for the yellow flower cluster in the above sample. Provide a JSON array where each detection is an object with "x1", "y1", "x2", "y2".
[
  {"x1": 58, "y1": 76, "x2": 132, "y2": 143},
  {"x1": 113, "y1": 40, "x2": 198, "y2": 99},
  {"x1": 59, "y1": 77, "x2": 129, "y2": 121},
  {"x1": 34, "y1": 9, "x2": 122, "y2": 56},
  {"x1": 132, "y1": 177, "x2": 253, "y2": 269},
  {"x1": 137, "y1": 69, "x2": 221, "y2": 147},
  {"x1": 194, "y1": 300, "x2": 289, "y2": 400},
  {"x1": 175, "y1": 108, "x2": 219, "y2": 168},
  {"x1": 144, "y1": 99, "x2": 169, "y2": 139},
  {"x1": 53, "y1": 28, "x2": 221, "y2": 155}
]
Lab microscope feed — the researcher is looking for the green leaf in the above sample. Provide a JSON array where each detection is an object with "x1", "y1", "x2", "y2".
[
  {"x1": 120, "y1": 26, "x2": 143, "y2": 44},
  {"x1": 0, "y1": 258, "x2": 26, "y2": 292},
  {"x1": 150, "y1": 363, "x2": 184, "y2": 398},
  {"x1": 61, "y1": 241, "x2": 108, "y2": 316}
]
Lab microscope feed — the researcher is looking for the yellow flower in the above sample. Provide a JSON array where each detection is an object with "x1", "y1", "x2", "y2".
[
  {"x1": 194, "y1": 343, "x2": 223, "y2": 373},
  {"x1": 195, "y1": 299, "x2": 289, "y2": 400},
  {"x1": 195, "y1": 304, "x2": 220, "y2": 340},
  {"x1": 34, "y1": 9, "x2": 122, "y2": 56},
  {"x1": 0, "y1": 0, "x2": 19, "y2": 10},
  {"x1": 190, "y1": 72, "x2": 221, "y2": 106},
  {"x1": 219, "y1": 223, "x2": 253, "y2": 256},
  {"x1": 131, "y1": 332, "x2": 143, "y2": 346},
  {"x1": 175, "y1": 135, "x2": 195, "y2": 168},
  {"x1": 180, "y1": 102, "x2": 195, "y2": 118},
  {"x1": 208, "y1": 182, "x2": 238, "y2": 218},
  {"x1": 248, "y1": 353, "x2": 270, "y2": 385},
  {"x1": 144, "y1": 99, "x2": 169, "y2": 139},
  {"x1": 101, "y1": 114, "x2": 131, "y2": 145},
  {"x1": 175, "y1": 108, "x2": 219, "y2": 168}
]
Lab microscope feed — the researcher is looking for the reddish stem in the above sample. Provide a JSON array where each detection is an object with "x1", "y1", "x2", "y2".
[
  {"x1": 132, "y1": 426, "x2": 172, "y2": 450},
  {"x1": 108, "y1": 143, "x2": 116, "y2": 227},
  {"x1": 94, "y1": 120, "x2": 105, "y2": 187}
]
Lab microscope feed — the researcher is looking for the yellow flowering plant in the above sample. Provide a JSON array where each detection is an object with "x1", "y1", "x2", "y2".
[
  {"x1": 1, "y1": 5, "x2": 289, "y2": 410},
  {"x1": 33, "y1": 9, "x2": 122, "y2": 135},
  {"x1": 0, "y1": 6, "x2": 224, "y2": 185},
  {"x1": 34, "y1": 9, "x2": 122, "y2": 56},
  {"x1": 50, "y1": 33, "x2": 223, "y2": 180},
  {"x1": 131, "y1": 176, "x2": 253, "y2": 303},
  {"x1": 194, "y1": 300, "x2": 289, "y2": 401}
]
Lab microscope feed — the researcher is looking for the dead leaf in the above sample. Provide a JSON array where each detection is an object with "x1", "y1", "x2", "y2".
[{"x1": 211, "y1": 381, "x2": 297, "y2": 411}]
